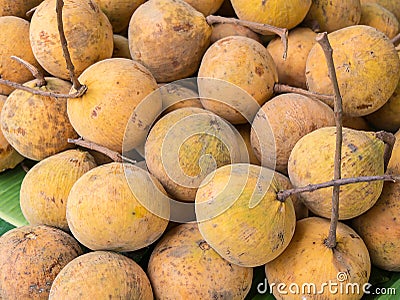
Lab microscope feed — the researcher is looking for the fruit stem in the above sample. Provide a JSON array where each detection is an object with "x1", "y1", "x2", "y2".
[
  {"x1": 273, "y1": 83, "x2": 334, "y2": 105},
  {"x1": 0, "y1": 77, "x2": 87, "y2": 98},
  {"x1": 391, "y1": 32, "x2": 400, "y2": 46},
  {"x1": 206, "y1": 15, "x2": 289, "y2": 59},
  {"x1": 10, "y1": 56, "x2": 46, "y2": 87},
  {"x1": 375, "y1": 131, "x2": 396, "y2": 172},
  {"x1": 56, "y1": 0, "x2": 86, "y2": 94},
  {"x1": 68, "y1": 138, "x2": 137, "y2": 164},
  {"x1": 277, "y1": 174, "x2": 399, "y2": 201},
  {"x1": 315, "y1": 32, "x2": 343, "y2": 249}
]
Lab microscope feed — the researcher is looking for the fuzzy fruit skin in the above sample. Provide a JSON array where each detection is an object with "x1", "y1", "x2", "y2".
[
  {"x1": 210, "y1": 23, "x2": 261, "y2": 44},
  {"x1": 267, "y1": 27, "x2": 317, "y2": 89},
  {"x1": 304, "y1": 0, "x2": 361, "y2": 33},
  {"x1": 145, "y1": 107, "x2": 243, "y2": 202},
  {"x1": 251, "y1": 93, "x2": 335, "y2": 174},
  {"x1": 0, "y1": 0, "x2": 43, "y2": 19},
  {"x1": 196, "y1": 164, "x2": 296, "y2": 267},
  {"x1": 288, "y1": 127, "x2": 385, "y2": 220},
  {"x1": 128, "y1": 0, "x2": 212, "y2": 83},
  {"x1": 112, "y1": 34, "x2": 132, "y2": 59},
  {"x1": 20, "y1": 149, "x2": 97, "y2": 231},
  {"x1": 198, "y1": 36, "x2": 278, "y2": 124},
  {"x1": 0, "y1": 95, "x2": 24, "y2": 172},
  {"x1": 265, "y1": 217, "x2": 371, "y2": 300},
  {"x1": 0, "y1": 225, "x2": 82, "y2": 300},
  {"x1": 387, "y1": 129, "x2": 400, "y2": 174},
  {"x1": 352, "y1": 182, "x2": 400, "y2": 271},
  {"x1": 148, "y1": 223, "x2": 253, "y2": 299},
  {"x1": 66, "y1": 162, "x2": 170, "y2": 252},
  {"x1": 93, "y1": 0, "x2": 145, "y2": 33},
  {"x1": 361, "y1": 0, "x2": 400, "y2": 22},
  {"x1": 230, "y1": 0, "x2": 311, "y2": 30},
  {"x1": 0, "y1": 16, "x2": 42, "y2": 95},
  {"x1": 183, "y1": 0, "x2": 224, "y2": 15},
  {"x1": 29, "y1": 0, "x2": 113, "y2": 80},
  {"x1": 49, "y1": 251, "x2": 153, "y2": 299},
  {"x1": 306, "y1": 25, "x2": 400, "y2": 117},
  {"x1": 67, "y1": 58, "x2": 160, "y2": 152},
  {"x1": 359, "y1": 3, "x2": 399, "y2": 39},
  {"x1": 0, "y1": 77, "x2": 78, "y2": 161}
]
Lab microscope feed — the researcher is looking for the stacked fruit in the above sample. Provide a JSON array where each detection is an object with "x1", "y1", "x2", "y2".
[{"x1": 0, "y1": 0, "x2": 400, "y2": 299}]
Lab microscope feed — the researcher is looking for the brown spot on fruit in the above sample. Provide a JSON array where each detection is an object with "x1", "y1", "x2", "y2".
[{"x1": 255, "y1": 65, "x2": 264, "y2": 76}]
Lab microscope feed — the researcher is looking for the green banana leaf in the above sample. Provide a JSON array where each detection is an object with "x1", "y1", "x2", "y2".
[
  {"x1": 0, "y1": 164, "x2": 28, "y2": 227},
  {"x1": 0, "y1": 218, "x2": 15, "y2": 236}
]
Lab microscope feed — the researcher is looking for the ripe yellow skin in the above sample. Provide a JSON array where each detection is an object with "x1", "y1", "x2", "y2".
[
  {"x1": 20, "y1": 150, "x2": 97, "y2": 231},
  {"x1": 183, "y1": 0, "x2": 224, "y2": 15},
  {"x1": 0, "y1": 16, "x2": 42, "y2": 95},
  {"x1": 352, "y1": 182, "x2": 400, "y2": 271},
  {"x1": 230, "y1": 0, "x2": 311, "y2": 30},
  {"x1": 306, "y1": 25, "x2": 400, "y2": 117},
  {"x1": 159, "y1": 82, "x2": 203, "y2": 114},
  {"x1": 148, "y1": 223, "x2": 253, "y2": 299},
  {"x1": 359, "y1": 3, "x2": 399, "y2": 39},
  {"x1": 267, "y1": 27, "x2": 317, "y2": 89},
  {"x1": 387, "y1": 129, "x2": 400, "y2": 174},
  {"x1": 94, "y1": 0, "x2": 145, "y2": 33},
  {"x1": 1, "y1": 77, "x2": 78, "y2": 161},
  {"x1": 49, "y1": 251, "x2": 153, "y2": 299},
  {"x1": 145, "y1": 107, "x2": 243, "y2": 201},
  {"x1": 288, "y1": 127, "x2": 385, "y2": 220},
  {"x1": 0, "y1": 95, "x2": 24, "y2": 172},
  {"x1": 361, "y1": 0, "x2": 400, "y2": 22},
  {"x1": 198, "y1": 36, "x2": 278, "y2": 124},
  {"x1": 66, "y1": 162, "x2": 170, "y2": 252},
  {"x1": 304, "y1": 0, "x2": 361, "y2": 33},
  {"x1": 67, "y1": 58, "x2": 160, "y2": 152},
  {"x1": 235, "y1": 123, "x2": 260, "y2": 165},
  {"x1": 0, "y1": 225, "x2": 82, "y2": 300},
  {"x1": 112, "y1": 34, "x2": 132, "y2": 59},
  {"x1": 29, "y1": 0, "x2": 113, "y2": 80},
  {"x1": 265, "y1": 217, "x2": 371, "y2": 300},
  {"x1": 0, "y1": 0, "x2": 43, "y2": 19},
  {"x1": 196, "y1": 164, "x2": 296, "y2": 267},
  {"x1": 211, "y1": 23, "x2": 261, "y2": 44},
  {"x1": 251, "y1": 93, "x2": 335, "y2": 174},
  {"x1": 128, "y1": 0, "x2": 212, "y2": 82}
]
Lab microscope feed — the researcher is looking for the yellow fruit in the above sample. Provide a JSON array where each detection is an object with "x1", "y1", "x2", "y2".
[
  {"x1": 210, "y1": 23, "x2": 261, "y2": 44},
  {"x1": 1, "y1": 77, "x2": 78, "y2": 161},
  {"x1": 159, "y1": 81, "x2": 203, "y2": 114},
  {"x1": 183, "y1": 0, "x2": 224, "y2": 15},
  {"x1": 198, "y1": 36, "x2": 278, "y2": 124},
  {"x1": 361, "y1": 0, "x2": 400, "y2": 22},
  {"x1": 145, "y1": 107, "x2": 244, "y2": 201},
  {"x1": 66, "y1": 162, "x2": 170, "y2": 251},
  {"x1": 20, "y1": 149, "x2": 97, "y2": 231},
  {"x1": 230, "y1": 0, "x2": 311, "y2": 30},
  {"x1": 112, "y1": 34, "x2": 132, "y2": 59},
  {"x1": 386, "y1": 128, "x2": 400, "y2": 174},
  {"x1": 29, "y1": 0, "x2": 113, "y2": 80},
  {"x1": 0, "y1": 95, "x2": 24, "y2": 172},
  {"x1": 251, "y1": 93, "x2": 335, "y2": 174},
  {"x1": 235, "y1": 123, "x2": 260, "y2": 165},
  {"x1": 94, "y1": 0, "x2": 145, "y2": 33},
  {"x1": 148, "y1": 223, "x2": 253, "y2": 299},
  {"x1": 304, "y1": 0, "x2": 362, "y2": 33},
  {"x1": 0, "y1": 225, "x2": 82, "y2": 300},
  {"x1": 265, "y1": 217, "x2": 371, "y2": 300},
  {"x1": 0, "y1": 16, "x2": 42, "y2": 95},
  {"x1": 306, "y1": 25, "x2": 400, "y2": 117},
  {"x1": 288, "y1": 127, "x2": 385, "y2": 219},
  {"x1": 359, "y1": 2, "x2": 399, "y2": 38},
  {"x1": 352, "y1": 182, "x2": 400, "y2": 271},
  {"x1": 67, "y1": 58, "x2": 160, "y2": 152},
  {"x1": 196, "y1": 164, "x2": 296, "y2": 267},
  {"x1": 266, "y1": 27, "x2": 317, "y2": 89},
  {"x1": 128, "y1": 0, "x2": 212, "y2": 82},
  {"x1": 0, "y1": 0, "x2": 43, "y2": 19},
  {"x1": 49, "y1": 251, "x2": 153, "y2": 299}
]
